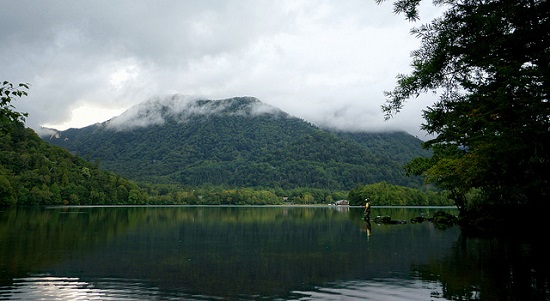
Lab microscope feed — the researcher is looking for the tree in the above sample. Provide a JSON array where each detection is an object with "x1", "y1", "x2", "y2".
[
  {"x1": 1, "y1": 81, "x2": 29, "y2": 135},
  {"x1": 0, "y1": 174, "x2": 16, "y2": 206},
  {"x1": 404, "y1": 144, "x2": 471, "y2": 213},
  {"x1": 377, "y1": 0, "x2": 550, "y2": 215}
]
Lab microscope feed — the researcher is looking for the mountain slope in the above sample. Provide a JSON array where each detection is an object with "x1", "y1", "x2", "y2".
[
  {"x1": 331, "y1": 131, "x2": 431, "y2": 165},
  {"x1": 0, "y1": 122, "x2": 147, "y2": 206},
  {"x1": 44, "y1": 96, "x2": 426, "y2": 190}
]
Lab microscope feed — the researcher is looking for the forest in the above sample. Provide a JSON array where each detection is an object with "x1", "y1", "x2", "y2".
[
  {"x1": 0, "y1": 119, "x2": 450, "y2": 207},
  {"x1": 44, "y1": 96, "x2": 430, "y2": 190},
  {"x1": 0, "y1": 121, "x2": 148, "y2": 206}
]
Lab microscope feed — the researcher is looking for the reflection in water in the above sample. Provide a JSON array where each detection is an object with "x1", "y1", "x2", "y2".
[
  {"x1": 364, "y1": 220, "x2": 372, "y2": 238},
  {"x1": 0, "y1": 206, "x2": 548, "y2": 300},
  {"x1": 412, "y1": 233, "x2": 550, "y2": 301}
]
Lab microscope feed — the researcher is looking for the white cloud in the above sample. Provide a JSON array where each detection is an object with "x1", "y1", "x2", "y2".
[{"x1": 42, "y1": 105, "x2": 126, "y2": 130}]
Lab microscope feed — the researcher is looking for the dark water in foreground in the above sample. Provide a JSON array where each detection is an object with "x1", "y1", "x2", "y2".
[{"x1": 0, "y1": 206, "x2": 548, "y2": 300}]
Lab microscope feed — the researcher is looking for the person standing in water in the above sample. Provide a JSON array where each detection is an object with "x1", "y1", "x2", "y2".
[{"x1": 364, "y1": 198, "x2": 371, "y2": 220}]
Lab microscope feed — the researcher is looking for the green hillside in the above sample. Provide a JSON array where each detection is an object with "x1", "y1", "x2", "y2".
[
  {"x1": 44, "y1": 96, "x2": 427, "y2": 190},
  {"x1": 331, "y1": 131, "x2": 431, "y2": 165},
  {"x1": 0, "y1": 122, "x2": 147, "y2": 206}
]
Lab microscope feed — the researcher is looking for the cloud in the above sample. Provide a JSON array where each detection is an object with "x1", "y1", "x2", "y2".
[
  {"x1": 0, "y1": 0, "x2": 443, "y2": 139},
  {"x1": 105, "y1": 95, "x2": 285, "y2": 131}
]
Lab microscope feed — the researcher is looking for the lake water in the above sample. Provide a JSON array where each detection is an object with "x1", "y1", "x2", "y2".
[{"x1": 0, "y1": 206, "x2": 548, "y2": 300}]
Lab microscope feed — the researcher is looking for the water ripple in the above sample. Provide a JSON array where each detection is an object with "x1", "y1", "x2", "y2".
[
  {"x1": 289, "y1": 278, "x2": 446, "y2": 301},
  {"x1": 0, "y1": 275, "x2": 221, "y2": 301}
]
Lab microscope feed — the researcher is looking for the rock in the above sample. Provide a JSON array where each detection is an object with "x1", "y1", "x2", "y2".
[
  {"x1": 373, "y1": 211, "x2": 458, "y2": 228},
  {"x1": 410, "y1": 216, "x2": 426, "y2": 223},
  {"x1": 431, "y1": 210, "x2": 457, "y2": 229},
  {"x1": 373, "y1": 215, "x2": 407, "y2": 224}
]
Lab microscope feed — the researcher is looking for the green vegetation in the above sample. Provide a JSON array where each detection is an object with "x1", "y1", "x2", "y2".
[
  {"x1": 0, "y1": 119, "x2": 443, "y2": 206},
  {"x1": 1, "y1": 82, "x2": 449, "y2": 207},
  {"x1": 0, "y1": 81, "x2": 147, "y2": 206},
  {"x1": 348, "y1": 182, "x2": 453, "y2": 206},
  {"x1": 378, "y1": 0, "x2": 550, "y2": 228},
  {"x1": 0, "y1": 114, "x2": 440, "y2": 206},
  {"x1": 139, "y1": 184, "x2": 349, "y2": 205},
  {"x1": 331, "y1": 130, "x2": 432, "y2": 165},
  {"x1": 0, "y1": 121, "x2": 149, "y2": 206},
  {"x1": 0, "y1": 81, "x2": 29, "y2": 135},
  {"x1": 45, "y1": 97, "x2": 428, "y2": 190}
]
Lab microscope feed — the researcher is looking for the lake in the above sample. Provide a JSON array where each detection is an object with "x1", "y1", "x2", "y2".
[{"x1": 0, "y1": 206, "x2": 548, "y2": 300}]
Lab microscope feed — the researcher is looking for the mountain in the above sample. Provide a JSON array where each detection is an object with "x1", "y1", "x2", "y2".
[{"x1": 43, "y1": 95, "x2": 428, "y2": 190}]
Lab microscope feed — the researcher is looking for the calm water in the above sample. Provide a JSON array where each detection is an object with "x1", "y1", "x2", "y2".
[{"x1": 0, "y1": 206, "x2": 548, "y2": 300}]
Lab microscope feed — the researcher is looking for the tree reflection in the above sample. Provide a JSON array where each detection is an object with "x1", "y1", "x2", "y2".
[{"x1": 411, "y1": 233, "x2": 550, "y2": 301}]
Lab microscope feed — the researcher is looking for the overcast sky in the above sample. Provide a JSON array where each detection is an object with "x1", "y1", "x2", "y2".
[{"x1": 1, "y1": 0, "x2": 443, "y2": 139}]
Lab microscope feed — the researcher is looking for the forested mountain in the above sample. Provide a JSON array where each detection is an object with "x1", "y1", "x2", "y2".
[
  {"x1": 44, "y1": 95, "x2": 427, "y2": 190},
  {"x1": 0, "y1": 122, "x2": 148, "y2": 206}
]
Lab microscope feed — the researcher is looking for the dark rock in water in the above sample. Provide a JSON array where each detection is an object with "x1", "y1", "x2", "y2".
[
  {"x1": 375, "y1": 211, "x2": 458, "y2": 228},
  {"x1": 373, "y1": 215, "x2": 407, "y2": 224},
  {"x1": 431, "y1": 210, "x2": 457, "y2": 229},
  {"x1": 410, "y1": 216, "x2": 426, "y2": 223},
  {"x1": 373, "y1": 215, "x2": 391, "y2": 223}
]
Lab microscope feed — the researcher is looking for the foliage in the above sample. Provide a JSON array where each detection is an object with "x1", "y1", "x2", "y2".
[
  {"x1": 2, "y1": 84, "x2": 446, "y2": 207},
  {"x1": 0, "y1": 121, "x2": 148, "y2": 207},
  {"x1": 347, "y1": 182, "x2": 452, "y2": 206},
  {"x1": 1, "y1": 81, "x2": 29, "y2": 135},
  {"x1": 403, "y1": 144, "x2": 473, "y2": 211},
  {"x1": 137, "y1": 182, "x2": 350, "y2": 205},
  {"x1": 331, "y1": 130, "x2": 432, "y2": 165},
  {"x1": 45, "y1": 97, "x2": 428, "y2": 190},
  {"x1": 377, "y1": 0, "x2": 550, "y2": 214}
]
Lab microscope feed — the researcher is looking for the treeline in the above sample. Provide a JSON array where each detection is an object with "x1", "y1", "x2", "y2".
[
  {"x1": 141, "y1": 184, "x2": 349, "y2": 205},
  {"x1": 347, "y1": 182, "x2": 453, "y2": 207},
  {"x1": 141, "y1": 182, "x2": 450, "y2": 206}
]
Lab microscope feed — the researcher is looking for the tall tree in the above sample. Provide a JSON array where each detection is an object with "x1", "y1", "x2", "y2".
[{"x1": 377, "y1": 0, "x2": 550, "y2": 214}]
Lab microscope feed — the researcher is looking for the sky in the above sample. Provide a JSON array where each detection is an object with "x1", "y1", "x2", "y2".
[{"x1": 1, "y1": 0, "x2": 443, "y2": 139}]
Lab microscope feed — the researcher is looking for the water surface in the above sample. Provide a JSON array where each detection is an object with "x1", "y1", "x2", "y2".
[{"x1": 0, "y1": 206, "x2": 547, "y2": 300}]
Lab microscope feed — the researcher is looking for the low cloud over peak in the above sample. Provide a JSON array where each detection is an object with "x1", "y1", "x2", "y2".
[{"x1": 106, "y1": 94, "x2": 285, "y2": 131}]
